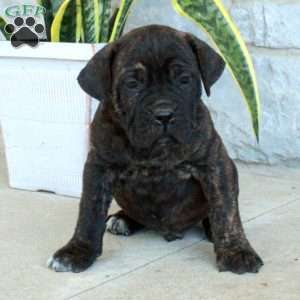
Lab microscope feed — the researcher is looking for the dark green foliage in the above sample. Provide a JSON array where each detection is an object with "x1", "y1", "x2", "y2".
[
  {"x1": 0, "y1": 16, "x2": 10, "y2": 40},
  {"x1": 99, "y1": 0, "x2": 112, "y2": 42},
  {"x1": 109, "y1": 0, "x2": 135, "y2": 41}
]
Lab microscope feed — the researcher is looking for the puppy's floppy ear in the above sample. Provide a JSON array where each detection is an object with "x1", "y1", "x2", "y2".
[
  {"x1": 185, "y1": 33, "x2": 225, "y2": 97},
  {"x1": 77, "y1": 43, "x2": 116, "y2": 101}
]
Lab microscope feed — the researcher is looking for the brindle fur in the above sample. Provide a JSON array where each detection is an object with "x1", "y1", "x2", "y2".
[{"x1": 48, "y1": 25, "x2": 263, "y2": 274}]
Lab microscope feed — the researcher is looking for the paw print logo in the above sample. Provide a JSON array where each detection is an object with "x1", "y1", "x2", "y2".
[{"x1": 4, "y1": 16, "x2": 44, "y2": 48}]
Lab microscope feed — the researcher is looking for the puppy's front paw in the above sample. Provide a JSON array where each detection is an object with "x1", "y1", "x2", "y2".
[
  {"x1": 47, "y1": 239, "x2": 99, "y2": 273},
  {"x1": 217, "y1": 246, "x2": 263, "y2": 274}
]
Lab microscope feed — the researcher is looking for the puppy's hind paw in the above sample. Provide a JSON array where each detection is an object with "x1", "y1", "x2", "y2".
[
  {"x1": 106, "y1": 211, "x2": 144, "y2": 236},
  {"x1": 106, "y1": 216, "x2": 132, "y2": 236}
]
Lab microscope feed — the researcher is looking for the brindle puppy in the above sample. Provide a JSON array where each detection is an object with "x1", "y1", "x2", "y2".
[{"x1": 48, "y1": 25, "x2": 263, "y2": 274}]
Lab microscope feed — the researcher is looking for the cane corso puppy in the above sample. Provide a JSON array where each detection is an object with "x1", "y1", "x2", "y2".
[{"x1": 48, "y1": 25, "x2": 263, "y2": 274}]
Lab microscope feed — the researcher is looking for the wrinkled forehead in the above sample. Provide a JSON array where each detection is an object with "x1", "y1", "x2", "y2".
[{"x1": 113, "y1": 28, "x2": 197, "y2": 73}]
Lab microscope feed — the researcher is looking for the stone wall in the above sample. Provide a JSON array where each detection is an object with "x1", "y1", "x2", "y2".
[
  {"x1": 1, "y1": 0, "x2": 299, "y2": 167},
  {"x1": 228, "y1": 0, "x2": 300, "y2": 166}
]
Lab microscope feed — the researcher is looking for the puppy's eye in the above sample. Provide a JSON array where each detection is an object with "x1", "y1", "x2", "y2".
[
  {"x1": 179, "y1": 75, "x2": 192, "y2": 85},
  {"x1": 125, "y1": 79, "x2": 140, "y2": 90}
]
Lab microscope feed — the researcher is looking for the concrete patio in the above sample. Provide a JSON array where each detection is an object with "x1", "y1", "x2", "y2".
[{"x1": 1, "y1": 131, "x2": 300, "y2": 300}]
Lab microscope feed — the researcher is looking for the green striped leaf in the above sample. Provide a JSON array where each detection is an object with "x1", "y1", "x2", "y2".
[
  {"x1": 80, "y1": 0, "x2": 112, "y2": 43},
  {"x1": 50, "y1": 0, "x2": 68, "y2": 41},
  {"x1": 172, "y1": 0, "x2": 261, "y2": 141},
  {"x1": 81, "y1": 0, "x2": 99, "y2": 43},
  {"x1": 75, "y1": 0, "x2": 83, "y2": 42},
  {"x1": 59, "y1": 0, "x2": 76, "y2": 42},
  {"x1": 99, "y1": 0, "x2": 111, "y2": 42},
  {"x1": 108, "y1": 7, "x2": 119, "y2": 40},
  {"x1": 51, "y1": 0, "x2": 76, "y2": 42},
  {"x1": 0, "y1": 16, "x2": 10, "y2": 40},
  {"x1": 37, "y1": 0, "x2": 53, "y2": 40},
  {"x1": 109, "y1": 0, "x2": 135, "y2": 42}
]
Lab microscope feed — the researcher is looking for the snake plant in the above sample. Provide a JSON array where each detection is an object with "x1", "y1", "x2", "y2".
[
  {"x1": 0, "y1": 0, "x2": 260, "y2": 140},
  {"x1": 172, "y1": 0, "x2": 260, "y2": 140},
  {"x1": 37, "y1": 0, "x2": 134, "y2": 43}
]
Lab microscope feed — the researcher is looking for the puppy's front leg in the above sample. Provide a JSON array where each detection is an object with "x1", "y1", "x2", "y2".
[
  {"x1": 196, "y1": 148, "x2": 263, "y2": 274},
  {"x1": 48, "y1": 151, "x2": 113, "y2": 272}
]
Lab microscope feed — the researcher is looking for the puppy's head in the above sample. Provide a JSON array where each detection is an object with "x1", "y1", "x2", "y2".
[{"x1": 78, "y1": 25, "x2": 225, "y2": 150}]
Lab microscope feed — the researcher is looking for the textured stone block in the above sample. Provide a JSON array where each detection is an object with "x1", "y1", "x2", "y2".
[
  {"x1": 210, "y1": 50, "x2": 300, "y2": 166},
  {"x1": 264, "y1": 3, "x2": 300, "y2": 48},
  {"x1": 230, "y1": 2, "x2": 265, "y2": 46}
]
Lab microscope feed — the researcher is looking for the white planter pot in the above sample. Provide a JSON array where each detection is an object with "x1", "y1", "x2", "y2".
[{"x1": 0, "y1": 41, "x2": 105, "y2": 197}]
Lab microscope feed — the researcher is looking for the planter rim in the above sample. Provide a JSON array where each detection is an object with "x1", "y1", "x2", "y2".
[{"x1": 0, "y1": 41, "x2": 106, "y2": 61}]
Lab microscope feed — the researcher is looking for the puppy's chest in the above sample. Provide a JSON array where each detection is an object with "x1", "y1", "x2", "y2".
[
  {"x1": 112, "y1": 163, "x2": 206, "y2": 232},
  {"x1": 115, "y1": 164, "x2": 193, "y2": 192},
  {"x1": 113, "y1": 163, "x2": 197, "y2": 209}
]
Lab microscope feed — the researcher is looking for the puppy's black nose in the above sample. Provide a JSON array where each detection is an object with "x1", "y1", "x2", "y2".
[{"x1": 154, "y1": 109, "x2": 174, "y2": 125}]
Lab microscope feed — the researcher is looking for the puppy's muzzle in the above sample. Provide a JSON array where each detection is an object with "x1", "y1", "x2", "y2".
[
  {"x1": 152, "y1": 101, "x2": 176, "y2": 131},
  {"x1": 154, "y1": 109, "x2": 174, "y2": 125}
]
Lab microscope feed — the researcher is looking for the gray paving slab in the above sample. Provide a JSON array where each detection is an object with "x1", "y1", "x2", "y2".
[
  {"x1": 70, "y1": 199, "x2": 300, "y2": 300},
  {"x1": 0, "y1": 129, "x2": 299, "y2": 300}
]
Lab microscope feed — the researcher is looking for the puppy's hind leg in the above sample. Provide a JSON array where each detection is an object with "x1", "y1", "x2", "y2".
[
  {"x1": 106, "y1": 210, "x2": 144, "y2": 236},
  {"x1": 202, "y1": 217, "x2": 213, "y2": 242}
]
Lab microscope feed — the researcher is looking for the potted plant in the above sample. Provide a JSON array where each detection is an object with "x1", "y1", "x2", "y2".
[{"x1": 0, "y1": 0, "x2": 260, "y2": 197}]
